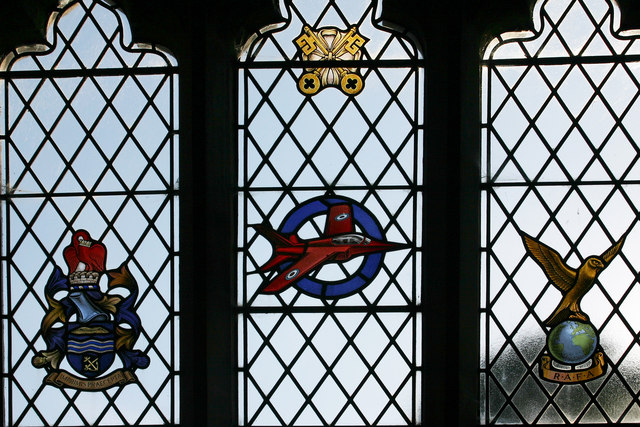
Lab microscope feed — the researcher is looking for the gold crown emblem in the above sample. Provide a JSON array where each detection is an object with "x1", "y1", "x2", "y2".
[{"x1": 69, "y1": 271, "x2": 100, "y2": 285}]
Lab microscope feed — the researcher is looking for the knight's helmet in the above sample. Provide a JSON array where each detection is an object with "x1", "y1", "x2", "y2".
[{"x1": 63, "y1": 230, "x2": 109, "y2": 324}]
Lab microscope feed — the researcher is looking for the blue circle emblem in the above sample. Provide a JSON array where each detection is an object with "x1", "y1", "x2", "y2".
[{"x1": 278, "y1": 196, "x2": 386, "y2": 298}]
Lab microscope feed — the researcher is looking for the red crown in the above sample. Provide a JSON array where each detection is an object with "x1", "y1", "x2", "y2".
[{"x1": 63, "y1": 230, "x2": 107, "y2": 283}]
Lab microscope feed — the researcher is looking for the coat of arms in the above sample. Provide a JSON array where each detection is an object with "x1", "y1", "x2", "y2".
[
  {"x1": 32, "y1": 230, "x2": 149, "y2": 390},
  {"x1": 522, "y1": 232, "x2": 624, "y2": 383}
]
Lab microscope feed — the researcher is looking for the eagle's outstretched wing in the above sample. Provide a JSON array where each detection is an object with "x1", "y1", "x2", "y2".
[
  {"x1": 521, "y1": 233, "x2": 576, "y2": 293},
  {"x1": 601, "y1": 236, "x2": 625, "y2": 265}
]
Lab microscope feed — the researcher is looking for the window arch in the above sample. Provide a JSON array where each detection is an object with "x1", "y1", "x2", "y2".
[
  {"x1": 236, "y1": 0, "x2": 424, "y2": 425},
  {"x1": 481, "y1": 0, "x2": 640, "y2": 423},
  {"x1": 0, "y1": 0, "x2": 179, "y2": 425}
]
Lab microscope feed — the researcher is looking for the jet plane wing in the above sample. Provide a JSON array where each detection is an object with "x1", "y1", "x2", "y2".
[{"x1": 262, "y1": 248, "x2": 337, "y2": 293}]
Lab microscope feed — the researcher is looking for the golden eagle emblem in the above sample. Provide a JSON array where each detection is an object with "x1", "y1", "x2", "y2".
[
  {"x1": 521, "y1": 232, "x2": 624, "y2": 383},
  {"x1": 522, "y1": 233, "x2": 624, "y2": 327}
]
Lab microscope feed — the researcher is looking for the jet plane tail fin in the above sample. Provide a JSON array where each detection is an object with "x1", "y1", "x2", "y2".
[
  {"x1": 252, "y1": 224, "x2": 294, "y2": 247},
  {"x1": 251, "y1": 224, "x2": 302, "y2": 272}
]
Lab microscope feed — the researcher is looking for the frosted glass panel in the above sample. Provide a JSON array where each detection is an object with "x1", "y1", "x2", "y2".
[{"x1": 481, "y1": 0, "x2": 640, "y2": 423}]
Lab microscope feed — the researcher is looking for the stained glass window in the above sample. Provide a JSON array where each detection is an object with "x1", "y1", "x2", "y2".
[
  {"x1": 0, "y1": 0, "x2": 179, "y2": 425},
  {"x1": 481, "y1": 0, "x2": 640, "y2": 423},
  {"x1": 237, "y1": 0, "x2": 424, "y2": 425}
]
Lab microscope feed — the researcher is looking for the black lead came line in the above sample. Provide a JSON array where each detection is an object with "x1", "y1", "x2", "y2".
[
  {"x1": 0, "y1": 66, "x2": 178, "y2": 79},
  {"x1": 238, "y1": 58, "x2": 424, "y2": 69},
  {"x1": 484, "y1": 54, "x2": 640, "y2": 66}
]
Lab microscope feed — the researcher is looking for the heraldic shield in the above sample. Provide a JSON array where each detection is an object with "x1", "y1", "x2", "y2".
[
  {"x1": 66, "y1": 321, "x2": 116, "y2": 378},
  {"x1": 32, "y1": 230, "x2": 150, "y2": 391}
]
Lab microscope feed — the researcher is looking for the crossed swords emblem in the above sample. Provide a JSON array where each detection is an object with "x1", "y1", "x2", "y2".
[{"x1": 295, "y1": 25, "x2": 368, "y2": 95}]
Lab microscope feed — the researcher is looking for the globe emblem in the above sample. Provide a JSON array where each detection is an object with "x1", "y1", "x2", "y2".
[{"x1": 547, "y1": 320, "x2": 598, "y2": 365}]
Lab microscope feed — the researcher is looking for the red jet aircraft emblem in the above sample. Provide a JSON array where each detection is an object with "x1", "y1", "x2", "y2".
[{"x1": 253, "y1": 203, "x2": 406, "y2": 293}]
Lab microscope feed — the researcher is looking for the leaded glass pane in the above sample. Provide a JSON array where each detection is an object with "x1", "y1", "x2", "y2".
[
  {"x1": 481, "y1": 0, "x2": 640, "y2": 423},
  {"x1": 237, "y1": 0, "x2": 423, "y2": 425},
  {"x1": 0, "y1": 1, "x2": 179, "y2": 425}
]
